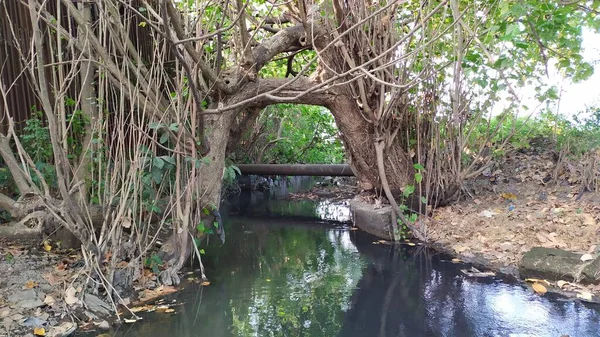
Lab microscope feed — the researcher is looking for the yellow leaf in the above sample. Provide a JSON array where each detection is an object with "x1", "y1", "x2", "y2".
[
  {"x1": 33, "y1": 327, "x2": 45, "y2": 336},
  {"x1": 525, "y1": 278, "x2": 551, "y2": 285},
  {"x1": 451, "y1": 258, "x2": 461, "y2": 263},
  {"x1": 501, "y1": 192, "x2": 517, "y2": 201},
  {"x1": 532, "y1": 283, "x2": 547, "y2": 294},
  {"x1": 43, "y1": 241, "x2": 52, "y2": 252},
  {"x1": 265, "y1": 279, "x2": 271, "y2": 282},
  {"x1": 557, "y1": 280, "x2": 569, "y2": 289},
  {"x1": 24, "y1": 280, "x2": 38, "y2": 289},
  {"x1": 164, "y1": 308, "x2": 175, "y2": 313},
  {"x1": 407, "y1": 242, "x2": 416, "y2": 246},
  {"x1": 130, "y1": 306, "x2": 149, "y2": 313},
  {"x1": 201, "y1": 281, "x2": 210, "y2": 286},
  {"x1": 454, "y1": 246, "x2": 468, "y2": 253},
  {"x1": 138, "y1": 21, "x2": 147, "y2": 27}
]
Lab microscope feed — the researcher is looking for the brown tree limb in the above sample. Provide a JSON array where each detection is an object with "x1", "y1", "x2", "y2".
[
  {"x1": 164, "y1": 1, "x2": 230, "y2": 93},
  {"x1": 0, "y1": 135, "x2": 31, "y2": 196}
]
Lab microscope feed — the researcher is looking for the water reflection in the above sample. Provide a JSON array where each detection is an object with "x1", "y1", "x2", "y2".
[
  {"x1": 80, "y1": 199, "x2": 600, "y2": 337},
  {"x1": 225, "y1": 188, "x2": 351, "y2": 223},
  {"x1": 341, "y1": 233, "x2": 600, "y2": 337}
]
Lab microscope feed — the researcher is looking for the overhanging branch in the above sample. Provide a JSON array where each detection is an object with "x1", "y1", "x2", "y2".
[{"x1": 230, "y1": 77, "x2": 337, "y2": 110}]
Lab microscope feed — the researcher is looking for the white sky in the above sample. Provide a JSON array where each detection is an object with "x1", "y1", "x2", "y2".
[{"x1": 521, "y1": 29, "x2": 600, "y2": 119}]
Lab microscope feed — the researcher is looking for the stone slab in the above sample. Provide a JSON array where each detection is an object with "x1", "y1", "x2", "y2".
[
  {"x1": 519, "y1": 247, "x2": 600, "y2": 284},
  {"x1": 350, "y1": 199, "x2": 393, "y2": 240}
]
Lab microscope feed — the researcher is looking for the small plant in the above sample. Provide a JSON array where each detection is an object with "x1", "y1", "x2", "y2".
[
  {"x1": 394, "y1": 163, "x2": 425, "y2": 241},
  {"x1": 223, "y1": 162, "x2": 241, "y2": 187},
  {"x1": 144, "y1": 253, "x2": 163, "y2": 274},
  {"x1": 19, "y1": 108, "x2": 58, "y2": 190},
  {"x1": 21, "y1": 107, "x2": 53, "y2": 163}
]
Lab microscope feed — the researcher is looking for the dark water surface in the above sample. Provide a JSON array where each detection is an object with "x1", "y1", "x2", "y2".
[{"x1": 87, "y1": 186, "x2": 600, "y2": 337}]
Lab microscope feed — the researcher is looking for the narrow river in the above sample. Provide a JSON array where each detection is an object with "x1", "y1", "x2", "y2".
[{"x1": 89, "y1": 180, "x2": 600, "y2": 337}]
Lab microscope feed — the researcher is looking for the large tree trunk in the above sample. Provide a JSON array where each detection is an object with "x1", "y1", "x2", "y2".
[
  {"x1": 328, "y1": 94, "x2": 415, "y2": 196},
  {"x1": 156, "y1": 108, "x2": 237, "y2": 285}
]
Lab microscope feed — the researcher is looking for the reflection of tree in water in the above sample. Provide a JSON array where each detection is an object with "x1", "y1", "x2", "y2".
[
  {"x1": 110, "y1": 220, "x2": 600, "y2": 337},
  {"x1": 340, "y1": 234, "x2": 600, "y2": 337},
  {"x1": 219, "y1": 223, "x2": 365, "y2": 337}
]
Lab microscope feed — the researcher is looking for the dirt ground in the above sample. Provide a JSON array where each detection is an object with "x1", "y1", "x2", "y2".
[
  {"x1": 0, "y1": 226, "x2": 176, "y2": 336},
  {"x1": 426, "y1": 148, "x2": 600, "y2": 296},
  {"x1": 0, "y1": 240, "x2": 82, "y2": 337}
]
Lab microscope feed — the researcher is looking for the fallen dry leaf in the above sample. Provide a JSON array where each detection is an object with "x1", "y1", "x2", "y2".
[
  {"x1": 532, "y1": 283, "x2": 547, "y2": 295},
  {"x1": 525, "y1": 278, "x2": 551, "y2": 285},
  {"x1": 536, "y1": 233, "x2": 548, "y2": 244},
  {"x1": 24, "y1": 280, "x2": 38, "y2": 289},
  {"x1": 56, "y1": 261, "x2": 66, "y2": 271},
  {"x1": 501, "y1": 192, "x2": 517, "y2": 201},
  {"x1": 577, "y1": 292, "x2": 593, "y2": 301},
  {"x1": 164, "y1": 308, "x2": 175, "y2": 313},
  {"x1": 581, "y1": 213, "x2": 596, "y2": 226},
  {"x1": 454, "y1": 245, "x2": 468, "y2": 253},
  {"x1": 201, "y1": 281, "x2": 211, "y2": 286},
  {"x1": 130, "y1": 305, "x2": 154, "y2": 313},
  {"x1": 64, "y1": 286, "x2": 78, "y2": 305},
  {"x1": 451, "y1": 258, "x2": 462, "y2": 263},
  {"x1": 33, "y1": 327, "x2": 45, "y2": 336},
  {"x1": 43, "y1": 295, "x2": 56, "y2": 305},
  {"x1": 42, "y1": 273, "x2": 57, "y2": 286},
  {"x1": 557, "y1": 280, "x2": 569, "y2": 289},
  {"x1": 580, "y1": 254, "x2": 594, "y2": 262},
  {"x1": 479, "y1": 210, "x2": 498, "y2": 218},
  {"x1": 138, "y1": 285, "x2": 177, "y2": 302},
  {"x1": 43, "y1": 241, "x2": 52, "y2": 252}
]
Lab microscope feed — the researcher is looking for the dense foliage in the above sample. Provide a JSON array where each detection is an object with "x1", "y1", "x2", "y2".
[{"x1": 229, "y1": 104, "x2": 345, "y2": 165}]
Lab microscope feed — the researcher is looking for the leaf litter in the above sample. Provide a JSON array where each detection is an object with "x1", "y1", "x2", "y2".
[{"x1": 426, "y1": 148, "x2": 600, "y2": 298}]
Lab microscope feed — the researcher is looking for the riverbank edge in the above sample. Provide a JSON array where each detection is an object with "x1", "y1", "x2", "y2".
[{"x1": 349, "y1": 197, "x2": 600, "y2": 305}]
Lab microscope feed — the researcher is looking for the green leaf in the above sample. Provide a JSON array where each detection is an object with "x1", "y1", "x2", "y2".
[
  {"x1": 160, "y1": 155, "x2": 176, "y2": 166},
  {"x1": 152, "y1": 169, "x2": 163, "y2": 184},
  {"x1": 413, "y1": 163, "x2": 425, "y2": 171},
  {"x1": 403, "y1": 185, "x2": 415, "y2": 198},
  {"x1": 153, "y1": 157, "x2": 165, "y2": 169},
  {"x1": 409, "y1": 213, "x2": 418, "y2": 223},
  {"x1": 199, "y1": 249, "x2": 205, "y2": 255},
  {"x1": 414, "y1": 172, "x2": 423, "y2": 184},
  {"x1": 159, "y1": 132, "x2": 169, "y2": 144},
  {"x1": 148, "y1": 122, "x2": 162, "y2": 130}
]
